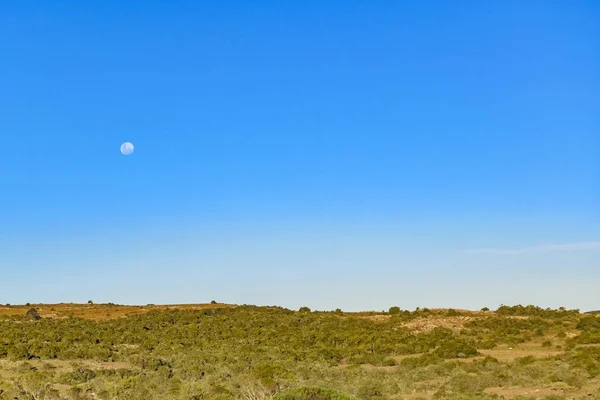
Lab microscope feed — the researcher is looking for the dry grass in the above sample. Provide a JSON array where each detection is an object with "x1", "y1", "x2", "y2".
[
  {"x1": 484, "y1": 382, "x2": 600, "y2": 399},
  {"x1": 0, "y1": 302, "x2": 234, "y2": 320},
  {"x1": 478, "y1": 343, "x2": 563, "y2": 362},
  {"x1": 400, "y1": 315, "x2": 475, "y2": 333}
]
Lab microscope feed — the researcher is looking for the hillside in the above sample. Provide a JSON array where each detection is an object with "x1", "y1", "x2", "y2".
[{"x1": 0, "y1": 304, "x2": 599, "y2": 400}]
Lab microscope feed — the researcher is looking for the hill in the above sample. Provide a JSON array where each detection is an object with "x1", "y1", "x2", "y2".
[{"x1": 0, "y1": 304, "x2": 599, "y2": 400}]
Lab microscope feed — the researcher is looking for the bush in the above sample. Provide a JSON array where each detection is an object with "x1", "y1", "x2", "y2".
[
  {"x1": 400, "y1": 353, "x2": 443, "y2": 369},
  {"x1": 252, "y1": 363, "x2": 292, "y2": 392},
  {"x1": 446, "y1": 309, "x2": 460, "y2": 317},
  {"x1": 357, "y1": 381, "x2": 384, "y2": 399},
  {"x1": 434, "y1": 339, "x2": 478, "y2": 359},
  {"x1": 382, "y1": 357, "x2": 396, "y2": 366},
  {"x1": 388, "y1": 306, "x2": 400, "y2": 315},
  {"x1": 273, "y1": 386, "x2": 359, "y2": 400},
  {"x1": 299, "y1": 307, "x2": 311, "y2": 313},
  {"x1": 577, "y1": 316, "x2": 600, "y2": 331},
  {"x1": 25, "y1": 308, "x2": 41, "y2": 321},
  {"x1": 478, "y1": 339, "x2": 497, "y2": 349}
]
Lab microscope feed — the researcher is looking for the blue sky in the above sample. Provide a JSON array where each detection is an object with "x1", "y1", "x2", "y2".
[{"x1": 1, "y1": 1, "x2": 598, "y2": 311}]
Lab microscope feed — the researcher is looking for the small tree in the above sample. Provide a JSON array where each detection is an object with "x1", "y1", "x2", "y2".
[
  {"x1": 87, "y1": 300, "x2": 94, "y2": 304},
  {"x1": 299, "y1": 307, "x2": 311, "y2": 313},
  {"x1": 388, "y1": 306, "x2": 401, "y2": 315},
  {"x1": 211, "y1": 300, "x2": 217, "y2": 304},
  {"x1": 26, "y1": 308, "x2": 41, "y2": 321}
]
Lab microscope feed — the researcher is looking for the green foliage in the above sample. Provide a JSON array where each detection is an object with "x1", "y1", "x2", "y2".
[
  {"x1": 477, "y1": 339, "x2": 497, "y2": 349},
  {"x1": 357, "y1": 382, "x2": 384, "y2": 399},
  {"x1": 252, "y1": 362, "x2": 292, "y2": 392},
  {"x1": 273, "y1": 386, "x2": 359, "y2": 400},
  {"x1": 495, "y1": 304, "x2": 579, "y2": 318},
  {"x1": 299, "y1": 306, "x2": 311, "y2": 313},
  {"x1": 26, "y1": 307, "x2": 41, "y2": 321},
  {"x1": 434, "y1": 339, "x2": 478, "y2": 359},
  {"x1": 0, "y1": 304, "x2": 595, "y2": 399},
  {"x1": 388, "y1": 306, "x2": 400, "y2": 315},
  {"x1": 400, "y1": 352, "x2": 443, "y2": 369},
  {"x1": 576, "y1": 315, "x2": 600, "y2": 331}
]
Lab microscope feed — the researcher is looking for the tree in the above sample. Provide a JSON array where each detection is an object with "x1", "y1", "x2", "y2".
[
  {"x1": 26, "y1": 308, "x2": 41, "y2": 321},
  {"x1": 299, "y1": 307, "x2": 311, "y2": 313},
  {"x1": 388, "y1": 306, "x2": 400, "y2": 315}
]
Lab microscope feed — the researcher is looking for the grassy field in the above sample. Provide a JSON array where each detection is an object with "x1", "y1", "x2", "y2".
[{"x1": 0, "y1": 303, "x2": 599, "y2": 399}]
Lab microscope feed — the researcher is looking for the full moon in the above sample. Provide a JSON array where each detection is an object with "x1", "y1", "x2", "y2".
[{"x1": 120, "y1": 142, "x2": 134, "y2": 155}]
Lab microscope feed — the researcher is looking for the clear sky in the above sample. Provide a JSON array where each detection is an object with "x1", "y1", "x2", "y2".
[{"x1": 1, "y1": 1, "x2": 598, "y2": 311}]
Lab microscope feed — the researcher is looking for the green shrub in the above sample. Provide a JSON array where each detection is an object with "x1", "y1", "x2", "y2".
[
  {"x1": 478, "y1": 339, "x2": 497, "y2": 349},
  {"x1": 434, "y1": 340, "x2": 478, "y2": 359},
  {"x1": 400, "y1": 353, "x2": 443, "y2": 369},
  {"x1": 388, "y1": 306, "x2": 400, "y2": 315},
  {"x1": 252, "y1": 363, "x2": 293, "y2": 392},
  {"x1": 273, "y1": 386, "x2": 359, "y2": 400},
  {"x1": 577, "y1": 316, "x2": 600, "y2": 331},
  {"x1": 25, "y1": 308, "x2": 41, "y2": 321},
  {"x1": 357, "y1": 382, "x2": 383, "y2": 399}
]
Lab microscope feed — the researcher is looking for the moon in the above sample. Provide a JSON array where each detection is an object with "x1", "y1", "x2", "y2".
[{"x1": 120, "y1": 142, "x2": 134, "y2": 155}]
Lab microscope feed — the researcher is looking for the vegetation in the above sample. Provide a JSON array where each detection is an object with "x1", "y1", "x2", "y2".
[
  {"x1": 388, "y1": 306, "x2": 400, "y2": 315},
  {"x1": 0, "y1": 303, "x2": 598, "y2": 399}
]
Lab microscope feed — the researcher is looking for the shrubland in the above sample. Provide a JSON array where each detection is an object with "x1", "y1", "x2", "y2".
[{"x1": 0, "y1": 304, "x2": 598, "y2": 399}]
